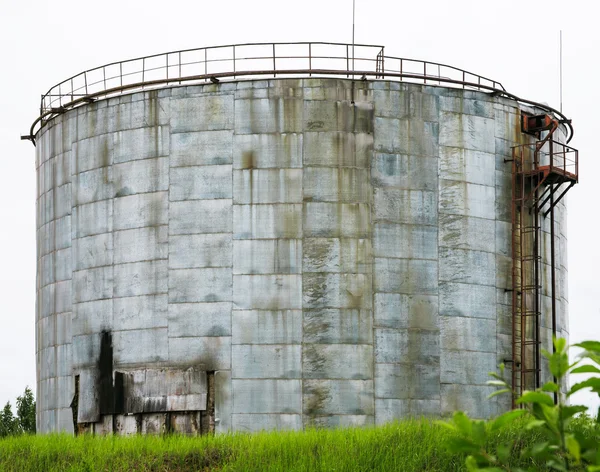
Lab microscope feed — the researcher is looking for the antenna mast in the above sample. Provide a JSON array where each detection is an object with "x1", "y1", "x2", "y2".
[
  {"x1": 352, "y1": 0, "x2": 355, "y2": 72},
  {"x1": 560, "y1": 30, "x2": 563, "y2": 113}
]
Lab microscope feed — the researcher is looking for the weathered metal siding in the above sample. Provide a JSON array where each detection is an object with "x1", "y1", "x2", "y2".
[{"x1": 35, "y1": 78, "x2": 568, "y2": 433}]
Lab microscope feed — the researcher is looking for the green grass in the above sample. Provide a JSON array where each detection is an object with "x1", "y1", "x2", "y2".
[{"x1": 0, "y1": 417, "x2": 598, "y2": 471}]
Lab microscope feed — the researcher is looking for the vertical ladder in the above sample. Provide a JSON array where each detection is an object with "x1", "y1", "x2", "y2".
[
  {"x1": 511, "y1": 146, "x2": 542, "y2": 405},
  {"x1": 510, "y1": 115, "x2": 578, "y2": 407}
]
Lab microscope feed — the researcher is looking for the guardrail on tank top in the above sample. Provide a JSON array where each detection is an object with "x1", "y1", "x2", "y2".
[{"x1": 27, "y1": 41, "x2": 573, "y2": 144}]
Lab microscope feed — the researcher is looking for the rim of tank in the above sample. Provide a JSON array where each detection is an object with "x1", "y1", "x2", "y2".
[{"x1": 24, "y1": 41, "x2": 574, "y2": 144}]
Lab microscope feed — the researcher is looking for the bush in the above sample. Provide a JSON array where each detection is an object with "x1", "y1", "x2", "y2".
[{"x1": 442, "y1": 337, "x2": 600, "y2": 471}]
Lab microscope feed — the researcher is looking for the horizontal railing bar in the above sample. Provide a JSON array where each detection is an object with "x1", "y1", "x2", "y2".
[
  {"x1": 30, "y1": 68, "x2": 572, "y2": 143},
  {"x1": 385, "y1": 55, "x2": 504, "y2": 89},
  {"x1": 28, "y1": 41, "x2": 574, "y2": 145},
  {"x1": 42, "y1": 42, "x2": 385, "y2": 95}
]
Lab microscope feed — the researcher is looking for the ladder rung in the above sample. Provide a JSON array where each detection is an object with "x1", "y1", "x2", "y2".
[{"x1": 520, "y1": 255, "x2": 541, "y2": 262}]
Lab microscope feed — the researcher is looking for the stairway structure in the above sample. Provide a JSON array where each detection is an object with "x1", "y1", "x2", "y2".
[{"x1": 510, "y1": 113, "x2": 578, "y2": 406}]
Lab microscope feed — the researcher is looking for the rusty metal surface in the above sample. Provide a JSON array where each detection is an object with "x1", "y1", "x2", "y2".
[
  {"x1": 24, "y1": 41, "x2": 574, "y2": 144},
  {"x1": 510, "y1": 117, "x2": 578, "y2": 407}
]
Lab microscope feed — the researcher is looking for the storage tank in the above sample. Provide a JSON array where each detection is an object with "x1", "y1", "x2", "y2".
[{"x1": 29, "y1": 42, "x2": 577, "y2": 434}]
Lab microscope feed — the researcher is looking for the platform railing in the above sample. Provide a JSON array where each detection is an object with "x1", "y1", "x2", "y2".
[
  {"x1": 27, "y1": 41, "x2": 574, "y2": 144},
  {"x1": 40, "y1": 41, "x2": 508, "y2": 114},
  {"x1": 514, "y1": 140, "x2": 579, "y2": 181}
]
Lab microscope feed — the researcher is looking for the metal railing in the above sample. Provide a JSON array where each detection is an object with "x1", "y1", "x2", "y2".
[
  {"x1": 26, "y1": 41, "x2": 573, "y2": 143},
  {"x1": 41, "y1": 42, "x2": 387, "y2": 113},
  {"x1": 514, "y1": 140, "x2": 578, "y2": 182}
]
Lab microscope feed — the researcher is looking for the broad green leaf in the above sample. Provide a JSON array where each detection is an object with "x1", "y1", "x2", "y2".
[
  {"x1": 517, "y1": 391, "x2": 554, "y2": 406},
  {"x1": 542, "y1": 348, "x2": 552, "y2": 359},
  {"x1": 554, "y1": 337, "x2": 567, "y2": 353},
  {"x1": 530, "y1": 441, "x2": 550, "y2": 456},
  {"x1": 526, "y1": 419, "x2": 546, "y2": 430},
  {"x1": 472, "y1": 420, "x2": 487, "y2": 446},
  {"x1": 542, "y1": 382, "x2": 559, "y2": 392},
  {"x1": 490, "y1": 409, "x2": 526, "y2": 431},
  {"x1": 452, "y1": 411, "x2": 473, "y2": 436},
  {"x1": 566, "y1": 434, "x2": 581, "y2": 463},
  {"x1": 571, "y1": 365, "x2": 600, "y2": 374},
  {"x1": 561, "y1": 405, "x2": 588, "y2": 420},
  {"x1": 448, "y1": 437, "x2": 479, "y2": 454},
  {"x1": 487, "y1": 380, "x2": 508, "y2": 387},
  {"x1": 549, "y1": 351, "x2": 570, "y2": 378},
  {"x1": 574, "y1": 341, "x2": 600, "y2": 353},
  {"x1": 497, "y1": 442, "x2": 512, "y2": 463},
  {"x1": 581, "y1": 353, "x2": 600, "y2": 366},
  {"x1": 569, "y1": 378, "x2": 600, "y2": 396},
  {"x1": 465, "y1": 456, "x2": 479, "y2": 471},
  {"x1": 435, "y1": 420, "x2": 456, "y2": 431},
  {"x1": 486, "y1": 380, "x2": 506, "y2": 387},
  {"x1": 488, "y1": 388, "x2": 511, "y2": 399},
  {"x1": 539, "y1": 403, "x2": 560, "y2": 434}
]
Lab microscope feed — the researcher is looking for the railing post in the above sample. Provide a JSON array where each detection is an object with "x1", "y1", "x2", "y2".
[
  {"x1": 166, "y1": 54, "x2": 169, "y2": 80},
  {"x1": 424, "y1": 62, "x2": 427, "y2": 84},
  {"x1": 346, "y1": 45, "x2": 349, "y2": 78},
  {"x1": 84, "y1": 71, "x2": 88, "y2": 96},
  {"x1": 70, "y1": 78, "x2": 74, "y2": 103},
  {"x1": 309, "y1": 43, "x2": 312, "y2": 76},
  {"x1": 120, "y1": 63, "x2": 123, "y2": 88},
  {"x1": 205, "y1": 48, "x2": 208, "y2": 82},
  {"x1": 103, "y1": 68, "x2": 107, "y2": 92},
  {"x1": 273, "y1": 43, "x2": 276, "y2": 78},
  {"x1": 233, "y1": 45, "x2": 236, "y2": 75},
  {"x1": 142, "y1": 58, "x2": 145, "y2": 86}
]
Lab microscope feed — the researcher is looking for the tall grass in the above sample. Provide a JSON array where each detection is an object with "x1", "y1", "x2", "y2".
[{"x1": 0, "y1": 417, "x2": 597, "y2": 471}]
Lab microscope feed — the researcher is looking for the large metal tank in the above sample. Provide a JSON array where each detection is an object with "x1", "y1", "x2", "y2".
[{"x1": 32, "y1": 43, "x2": 573, "y2": 434}]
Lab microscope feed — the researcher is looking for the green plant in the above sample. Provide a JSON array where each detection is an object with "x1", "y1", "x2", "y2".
[
  {"x1": 15, "y1": 387, "x2": 36, "y2": 434},
  {"x1": 0, "y1": 402, "x2": 18, "y2": 438},
  {"x1": 441, "y1": 337, "x2": 600, "y2": 471}
]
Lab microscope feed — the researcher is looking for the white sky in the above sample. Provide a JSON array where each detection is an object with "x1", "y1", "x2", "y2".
[{"x1": 0, "y1": 0, "x2": 598, "y2": 415}]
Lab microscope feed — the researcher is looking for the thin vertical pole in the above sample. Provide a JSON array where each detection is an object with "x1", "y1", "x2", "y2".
[
  {"x1": 551, "y1": 186, "x2": 558, "y2": 403},
  {"x1": 560, "y1": 30, "x2": 563, "y2": 113},
  {"x1": 352, "y1": 0, "x2": 355, "y2": 74}
]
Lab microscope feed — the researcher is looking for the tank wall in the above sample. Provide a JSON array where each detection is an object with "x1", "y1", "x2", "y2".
[{"x1": 35, "y1": 79, "x2": 569, "y2": 433}]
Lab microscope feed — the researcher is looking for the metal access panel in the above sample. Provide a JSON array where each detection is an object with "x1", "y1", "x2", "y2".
[
  {"x1": 121, "y1": 367, "x2": 208, "y2": 414},
  {"x1": 521, "y1": 112, "x2": 554, "y2": 135}
]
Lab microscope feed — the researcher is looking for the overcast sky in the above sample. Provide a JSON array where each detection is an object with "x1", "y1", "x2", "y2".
[{"x1": 0, "y1": 0, "x2": 597, "y2": 415}]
